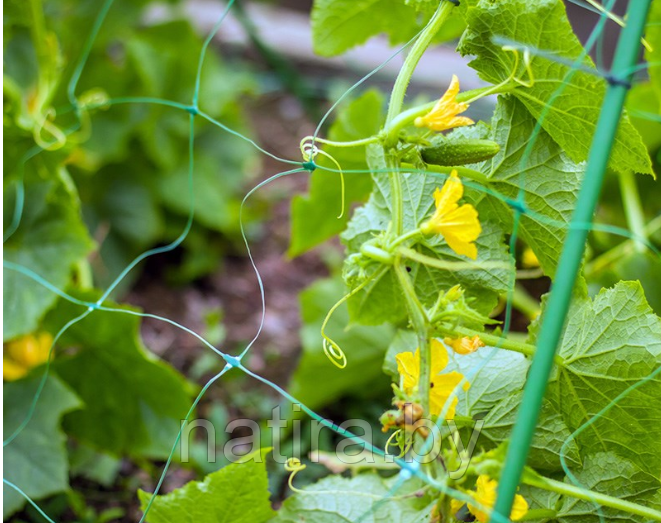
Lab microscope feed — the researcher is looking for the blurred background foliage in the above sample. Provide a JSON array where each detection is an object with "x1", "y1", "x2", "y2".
[
  {"x1": 3, "y1": 0, "x2": 661, "y2": 521},
  {"x1": 4, "y1": 0, "x2": 261, "y2": 518}
]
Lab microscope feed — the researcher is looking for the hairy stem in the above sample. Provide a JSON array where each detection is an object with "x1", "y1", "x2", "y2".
[
  {"x1": 311, "y1": 135, "x2": 381, "y2": 148},
  {"x1": 394, "y1": 263, "x2": 430, "y2": 414},
  {"x1": 400, "y1": 163, "x2": 490, "y2": 185},
  {"x1": 385, "y1": 0, "x2": 455, "y2": 128},
  {"x1": 398, "y1": 246, "x2": 510, "y2": 272},
  {"x1": 385, "y1": 0, "x2": 453, "y2": 417},
  {"x1": 436, "y1": 324, "x2": 551, "y2": 362},
  {"x1": 511, "y1": 284, "x2": 541, "y2": 321}
]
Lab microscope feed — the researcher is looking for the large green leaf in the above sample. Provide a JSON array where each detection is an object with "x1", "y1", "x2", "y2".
[
  {"x1": 480, "y1": 96, "x2": 584, "y2": 277},
  {"x1": 290, "y1": 277, "x2": 394, "y2": 411},
  {"x1": 311, "y1": 0, "x2": 420, "y2": 57},
  {"x1": 519, "y1": 454, "x2": 661, "y2": 523},
  {"x1": 274, "y1": 472, "x2": 434, "y2": 522},
  {"x1": 289, "y1": 90, "x2": 384, "y2": 257},
  {"x1": 481, "y1": 392, "x2": 581, "y2": 472},
  {"x1": 444, "y1": 347, "x2": 529, "y2": 416},
  {"x1": 342, "y1": 144, "x2": 511, "y2": 325},
  {"x1": 440, "y1": 345, "x2": 580, "y2": 471},
  {"x1": 541, "y1": 282, "x2": 661, "y2": 478},
  {"x1": 138, "y1": 449, "x2": 275, "y2": 523},
  {"x1": 458, "y1": 0, "x2": 652, "y2": 175},
  {"x1": 4, "y1": 375, "x2": 81, "y2": 518},
  {"x1": 310, "y1": 0, "x2": 466, "y2": 57},
  {"x1": 545, "y1": 453, "x2": 660, "y2": 523},
  {"x1": 3, "y1": 175, "x2": 94, "y2": 341},
  {"x1": 44, "y1": 292, "x2": 194, "y2": 458}
]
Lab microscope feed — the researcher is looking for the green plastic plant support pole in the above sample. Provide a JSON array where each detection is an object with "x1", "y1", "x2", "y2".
[{"x1": 493, "y1": 1, "x2": 653, "y2": 519}]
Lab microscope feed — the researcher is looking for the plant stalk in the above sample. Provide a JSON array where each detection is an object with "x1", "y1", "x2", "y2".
[
  {"x1": 400, "y1": 163, "x2": 490, "y2": 185},
  {"x1": 437, "y1": 325, "x2": 541, "y2": 361},
  {"x1": 394, "y1": 264, "x2": 430, "y2": 414},
  {"x1": 618, "y1": 170, "x2": 648, "y2": 253},
  {"x1": 511, "y1": 283, "x2": 541, "y2": 321},
  {"x1": 383, "y1": 1, "x2": 455, "y2": 418},
  {"x1": 585, "y1": 214, "x2": 661, "y2": 276},
  {"x1": 384, "y1": 0, "x2": 455, "y2": 128}
]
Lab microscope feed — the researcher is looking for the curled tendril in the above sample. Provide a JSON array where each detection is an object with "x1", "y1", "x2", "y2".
[
  {"x1": 33, "y1": 108, "x2": 67, "y2": 151},
  {"x1": 503, "y1": 46, "x2": 535, "y2": 88},
  {"x1": 385, "y1": 429, "x2": 414, "y2": 458},
  {"x1": 71, "y1": 89, "x2": 111, "y2": 144},
  {"x1": 319, "y1": 268, "x2": 385, "y2": 370},
  {"x1": 385, "y1": 429, "x2": 403, "y2": 456},
  {"x1": 322, "y1": 337, "x2": 348, "y2": 369},
  {"x1": 284, "y1": 457, "x2": 307, "y2": 493},
  {"x1": 299, "y1": 136, "x2": 346, "y2": 219},
  {"x1": 321, "y1": 269, "x2": 385, "y2": 369},
  {"x1": 465, "y1": 46, "x2": 536, "y2": 106}
]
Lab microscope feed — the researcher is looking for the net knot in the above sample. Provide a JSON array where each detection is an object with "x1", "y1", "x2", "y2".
[
  {"x1": 223, "y1": 354, "x2": 242, "y2": 368},
  {"x1": 506, "y1": 197, "x2": 528, "y2": 215},
  {"x1": 185, "y1": 105, "x2": 199, "y2": 116},
  {"x1": 605, "y1": 74, "x2": 632, "y2": 90},
  {"x1": 87, "y1": 302, "x2": 100, "y2": 312},
  {"x1": 398, "y1": 460, "x2": 420, "y2": 480},
  {"x1": 302, "y1": 160, "x2": 317, "y2": 172}
]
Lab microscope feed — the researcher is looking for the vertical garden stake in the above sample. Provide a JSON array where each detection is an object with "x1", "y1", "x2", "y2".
[{"x1": 493, "y1": 0, "x2": 653, "y2": 519}]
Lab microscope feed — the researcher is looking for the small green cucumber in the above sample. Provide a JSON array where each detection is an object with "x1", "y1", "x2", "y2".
[{"x1": 420, "y1": 139, "x2": 500, "y2": 166}]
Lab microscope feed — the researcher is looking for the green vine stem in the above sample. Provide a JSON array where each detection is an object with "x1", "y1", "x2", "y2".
[
  {"x1": 397, "y1": 246, "x2": 510, "y2": 272},
  {"x1": 384, "y1": 0, "x2": 455, "y2": 129},
  {"x1": 618, "y1": 170, "x2": 648, "y2": 253},
  {"x1": 394, "y1": 263, "x2": 431, "y2": 414},
  {"x1": 383, "y1": 0, "x2": 456, "y2": 418},
  {"x1": 400, "y1": 163, "x2": 490, "y2": 185},
  {"x1": 521, "y1": 471, "x2": 661, "y2": 522},
  {"x1": 511, "y1": 283, "x2": 541, "y2": 320},
  {"x1": 310, "y1": 135, "x2": 381, "y2": 149},
  {"x1": 30, "y1": 0, "x2": 54, "y2": 114},
  {"x1": 388, "y1": 150, "x2": 405, "y2": 236},
  {"x1": 585, "y1": 214, "x2": 661, "y2": 276},
  {"x1": 433, "y1": 324, "x2": 557, "y2": 364}
]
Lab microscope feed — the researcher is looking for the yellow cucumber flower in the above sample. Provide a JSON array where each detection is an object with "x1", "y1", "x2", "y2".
[
  {"x1": 420, "y1": 170, "x2": 481, "y2": 259},
  {"x1": 444, "y1": 335, "x2": 485, "y2": 355},
  {"x1": 395, "y1": 339, "x2": 469, "y2": 419},
  {"x1": 522, "y1": 246, "x2": 540, "y2": 268},
  {"x1": 468, "y1": 475, "x2": 529, "y2": 523},
  {"x1": 415, "y1": 75, "x2": 474, "y2": 132},
  {"x1": 3, "y1": 332, "x2": 53, "y2": 381},
  {"x1": 450, "y1": 498, "x2": 464, "y2": 518}
]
